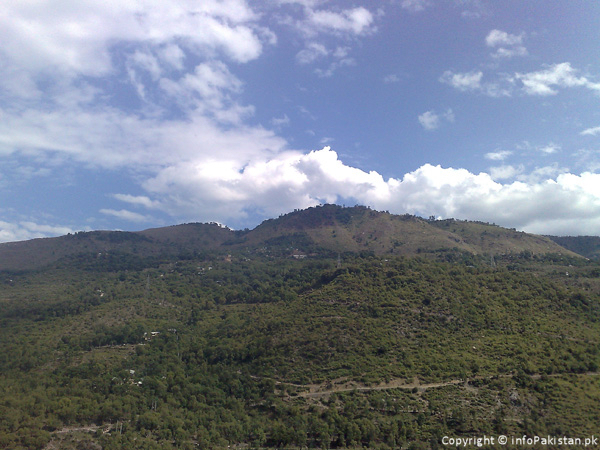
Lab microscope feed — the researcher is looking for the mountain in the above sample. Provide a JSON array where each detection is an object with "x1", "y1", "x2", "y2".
[
  {"x1": 0, "y1": 222, "x2": 234, "y2": 272},
  {"x1": 0, "y1": 205, "x2": 580, "y2": 271},
  {"x1": 1, "y1": 205, "x2": 599, "y2": 449}
]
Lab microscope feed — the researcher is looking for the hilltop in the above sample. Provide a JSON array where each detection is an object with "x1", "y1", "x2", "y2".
[{"x1": 0, "y1": 205, "x2": 580, "y2": 271}]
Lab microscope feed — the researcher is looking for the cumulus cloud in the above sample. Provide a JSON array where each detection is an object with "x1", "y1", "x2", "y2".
[
  {"x1": 0, "y1": 0, "x2": 282, "y2": 168},
  {"x1": 485, "y1": 29, "x2": 527, "y2": 58},
  {"x1": 418, "y1": 111, "x2": 440, "y2": 130},
  {"x1": 581, "y1": 126, "x2": 600, "y2": 136},
  {"x1": 0, "y1": 0, "x2": 265, "y2": 95},
  {"x1": 517, "y1": 63, "x2": 600, "y2": 96},
  {"x1": 418, "y1": 109, "x2": 454, "y2": 131},
  {"x1": 440, "y1": 70, "x2": 513, "y2": 97},
  {"x1": 442, "y1": 63, "x2": 600, "y2": 98},
  {"x1": 440, "y1": 70, "x2": 483, "y2": 91},
  {"x1": 486, "y1": 30, "x2": 523, "y2": 47},
  {"x1": 306, "y1": 7, "x2": 374, "y2": 36},
  {"x1": 485, "y1": 150, "x2": 512, "y2": 161}
]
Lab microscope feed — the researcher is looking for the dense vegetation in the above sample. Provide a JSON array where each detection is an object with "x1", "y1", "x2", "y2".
[{"x1": 1, "y1": 208, "x2": 599, "y2": 449}]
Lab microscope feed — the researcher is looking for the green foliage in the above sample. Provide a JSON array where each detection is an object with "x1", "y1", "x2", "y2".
[{"x1": 1, "y1": 246, "x2": 599, "y2": 449}]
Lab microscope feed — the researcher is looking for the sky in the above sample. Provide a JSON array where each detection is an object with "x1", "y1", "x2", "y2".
[{"x1": 1, "y1": 0, "x2": 600, "y2": 242}]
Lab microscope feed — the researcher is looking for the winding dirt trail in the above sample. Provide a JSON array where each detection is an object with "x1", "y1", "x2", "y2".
[
  {"x1": 297, "y1": 377, "x2": 465, "y2": 398},
  {"x1": 284, "y1": 371, "x2": 600, "y2": 399}
]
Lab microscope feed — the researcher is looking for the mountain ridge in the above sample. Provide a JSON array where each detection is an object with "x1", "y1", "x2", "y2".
[{"x1": 0, "y1": 205, "x2": 583, "y2": 271}]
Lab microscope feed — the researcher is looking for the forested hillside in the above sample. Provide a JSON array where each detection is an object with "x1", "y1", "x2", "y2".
[{"x1": 1, "y1": 207, "x2": 599, "y2": 449}]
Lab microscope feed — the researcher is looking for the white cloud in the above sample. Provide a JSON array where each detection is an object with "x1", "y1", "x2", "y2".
[
  {"x1": 112, "y1": 194, "x2": 161, "y2": 210},
  {"x1": 380, "y1": 164, "x2": 600, "y2": 235},
  {"x1": 441, "y1": 64, "x2": 600, "y2": 98},
  {"x1": 440, "y1": 70, "x2": 513, "y2": 97},
  {"x1": 491, "y1": 46, "x2": 528, "y2": 59},
  {"x1": 485, "y1": 29, "x2": 523, "y2": 47},
  {"x1": 440, "y1": 71, "x2": 483, "y2": 91},
  {"x1": 296, "y1": 42, "x2": 328, "y2": 64},
  {"x1": 0, "y1": 104, "x2": 286, "y2": 169},
  {"x1": 0, "y1": 0, "x2": 281, "y2": 168},
  {"x1": 0, "y1": 220, "x2": 75, "y2": 243},
  {"x1": 400, "y1": 0, "x2": 432, "y2": 12},
  {"x1": 100, "y1": 208, "x2": 152, "y2": 223},
  {"x1": 539, "y1": 144, "x2": 560, "y2": 155},
  {"x1": 307, "y1": 7, "x2": 374, "y2": 36},
  {"x1": 489, "y1": 165, "x2": 522, "y2": 180},
  {"x1": 485, "y1": 150, "x2": 512, "y2": 161},
  {"x1": 0, "y1": 0, "x2": 265, "y2": 93},
  {"x1": 159, "y1": 61, "x2": 253, "y2": 123},
  {"x1": 283, "y1": 5, "x2": 376, "y2": 78},
  {"x1": 442, "y1": 63, "x2": 600, "y2": 99},
  {"x1": 418, "y1": 111, "x2": 440, "y2": 130},
  {"x1": 485, "y1": 30, "x2": 527, "y2": 58},
  {"x1": 418, "y1": 109, "x2": 454, "y2": 131},
  {"x1": 517, "y1": 63, "x2": 600, "y2": 96},
  {"x1": 581, "y1": 126, "x2": 600, "y2": 136}
]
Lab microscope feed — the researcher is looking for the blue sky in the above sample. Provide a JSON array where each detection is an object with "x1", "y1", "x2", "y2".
[{"x1": 1, "y1": 0, "x2": 600, "y2": 242}]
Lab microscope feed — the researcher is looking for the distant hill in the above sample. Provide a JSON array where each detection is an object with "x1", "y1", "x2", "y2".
[
  {"x1": 547, "y1": 235, "x2": 600, "y2": 260},
  {"x1": 0, "y1": 223, "x2": 234, "y2": 271},
  {"x1": 0, "y1": 205, "x2": 582, "y2": 271}
]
